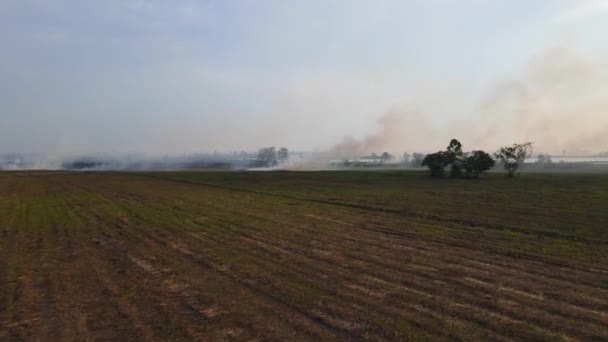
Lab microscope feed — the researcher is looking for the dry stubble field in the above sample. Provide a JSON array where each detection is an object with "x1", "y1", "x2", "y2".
[{"x1": 0, "y1": 170, "x2": 607, "y2": 341}]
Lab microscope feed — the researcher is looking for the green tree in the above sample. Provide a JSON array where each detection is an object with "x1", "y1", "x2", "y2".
[
  {"x1": 495, "y1": 142, "x2": 534, "y2": 178},
  {"x1": 422, "y1": 139, "x2": 464, "y2": 177},
  {"x1": 462, "y1": 151, "x2": 495, "y2": 178},
  {"x1": 422, "y1": 151, "x2": 451, "y2": 177},
  {"x1": 446, "y1": 139, "x2": 464, "y2": 178}
]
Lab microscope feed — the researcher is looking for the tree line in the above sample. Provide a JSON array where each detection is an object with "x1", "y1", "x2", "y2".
[
  {"x1": 255, "y1": 140, "x2": 535, "y2": 177},
  {"x1": 421, "y1": 139, "x2": 533, "y2": 178},
  {"x1": 257, "y1": 147, "x2": 289, "y2": 167}
]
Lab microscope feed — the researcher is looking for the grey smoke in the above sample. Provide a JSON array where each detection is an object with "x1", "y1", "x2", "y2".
[{"x1": 325, "y1": 45, "x2": 608, "y2": 157}]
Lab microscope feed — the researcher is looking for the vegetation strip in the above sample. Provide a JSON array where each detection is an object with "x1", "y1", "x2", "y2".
[{"x1": 132, "y1": 172, "x2": 608, "y2": 245}]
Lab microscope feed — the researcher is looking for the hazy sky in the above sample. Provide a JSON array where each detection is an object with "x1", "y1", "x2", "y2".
[{"x1": 1, "y1": 0, "x2": 607, "y2": 155}]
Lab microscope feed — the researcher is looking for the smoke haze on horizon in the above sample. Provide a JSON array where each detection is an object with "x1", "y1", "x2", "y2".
[
  {"x1": 1, "y1": 1, "x2": 607, "y2": 158},
  {"x1": 330, "y1": 45, "x2": 608, "y2": 157}
]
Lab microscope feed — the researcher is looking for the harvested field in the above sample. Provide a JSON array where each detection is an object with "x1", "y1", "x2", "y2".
[{"x1": 0, "y1": 170, "x2": 607, "y2": 341}]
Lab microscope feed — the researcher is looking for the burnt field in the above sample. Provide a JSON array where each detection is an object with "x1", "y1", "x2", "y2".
[{"x1": 1, "y1": 170, "x2": 607, "y2": 341}]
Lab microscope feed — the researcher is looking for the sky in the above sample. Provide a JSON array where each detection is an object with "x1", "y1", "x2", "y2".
[{"x1": 0, "y1": 0, "x2": 607, "y2": 156}]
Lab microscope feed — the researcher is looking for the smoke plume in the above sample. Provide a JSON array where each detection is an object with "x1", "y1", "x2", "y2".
[{"x1": 326, "y1": 45, "x2": 608, "y2": 157}]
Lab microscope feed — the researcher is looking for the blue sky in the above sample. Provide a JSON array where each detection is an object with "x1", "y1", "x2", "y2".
[{"x1": 1, "y1": 0, "x2": 607, "y2": 155}]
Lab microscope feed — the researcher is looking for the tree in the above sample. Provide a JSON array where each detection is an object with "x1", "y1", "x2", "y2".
[
  {"x1": 257, "y1": 147, "x2": 278, "y2": 167},
  {"x1": 446, "y1": 139, "x2": 464, "y2": 178},
  {"x1": 380, "y1": 152, "x2": 393, "y2": 163},
  {"x1": 277, "y1": 147, "x2": 289, "y2": 164},
  {"x1": 494, "y1": 142, "x2": 534, "y2": 178},
  {"x1": 536, "y1": 153, "x2": 552, "y2": 164},
  {"x1": 422, "y1": 139, "x2": 464, "y2": 177},
  {"x1": 462, "y1": 151, "x2": 495, "y2": 178},
  {"x1": 447, "y1": 139, "x2": 463, "y2": 155},
  {"x1": 422, "y1": 151, "x2": 451, "y2": 177},
  {"x1": 402, "y1": 152, "x2": 410, "y2": 164}
]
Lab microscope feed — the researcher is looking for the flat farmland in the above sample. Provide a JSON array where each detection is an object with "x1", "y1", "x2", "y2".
[{"x1": 1, "y1": 170, "x2": 607, "y2": 341}]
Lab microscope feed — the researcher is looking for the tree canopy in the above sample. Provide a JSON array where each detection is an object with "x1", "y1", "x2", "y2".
[
  {"x1": 423, "y1": 139, "x2": 495, "y2": 179},
  {"x1": 495, "y1": 142, "x2": 534, "y2": 178},
  {"x1": 463, "y1": 151, "x2": 496, "y2": 178},
  {"x1": 257, "y1": 147, "x2": 278, "y2": 167}
]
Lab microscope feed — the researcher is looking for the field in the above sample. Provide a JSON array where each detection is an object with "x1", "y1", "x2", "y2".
[{"x1": 1, "y1": 170, "x2": 607, "y2": 341}]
